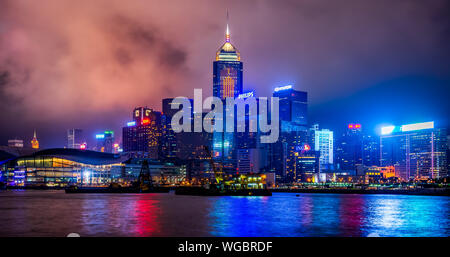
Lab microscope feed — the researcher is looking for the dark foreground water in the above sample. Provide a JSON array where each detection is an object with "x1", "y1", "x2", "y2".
[{"x1": 0, "y1": 190, "x2": 448, "y2": 237}]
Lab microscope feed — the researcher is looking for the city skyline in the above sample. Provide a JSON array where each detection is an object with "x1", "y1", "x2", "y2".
[
  {"x1": 0, "y1": 1, "x2": 448, "y2": 241},
  {"x1": 1, "y1": 0, "x2": 449, "y2": 148}
]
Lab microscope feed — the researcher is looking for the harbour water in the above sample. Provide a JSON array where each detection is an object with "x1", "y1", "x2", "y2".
[{"x1": 0, "y1": 190, "x2": 448, "y2": 237}]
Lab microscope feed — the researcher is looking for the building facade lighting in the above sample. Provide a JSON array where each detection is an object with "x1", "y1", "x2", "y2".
[
  {"x1": 400, "y1": 121, "x2": 434, "y2": 132},
  {"x1": 274, "y1": 85, "x2": 292, "y2": 92},
  {"x1": 381, "y1": 125, "x2": 396, "y2": 135}
]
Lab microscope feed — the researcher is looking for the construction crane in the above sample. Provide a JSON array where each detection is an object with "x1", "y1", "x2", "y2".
[{"x1": 134, "y1": 159, "x2": 153, "y2": 191}]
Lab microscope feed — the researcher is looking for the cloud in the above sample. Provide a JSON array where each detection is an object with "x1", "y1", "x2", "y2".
[{"x1": 0, "y1": 0, "x2": 448, "y2": 147}]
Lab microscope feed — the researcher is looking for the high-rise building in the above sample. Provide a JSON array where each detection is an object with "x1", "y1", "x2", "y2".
[
  {"x1": 313, "y1": 125, "x2": 334, "y2": 171},
  {"x1": 31, "y1": 129, "x2": 39, "y2": 149},
  {"x1": 447, "y1": 135, "x2": 450, "y2": 177},
  {"x1": 161, "y1": 98, "x2": 189, "y2": 159},
  {"x1": 362, "y1": 133, "x2": 380, "y2": 166},
  {"x1": 335, "y1": 123, "x2": 363, "y2": 171},
  {"x1": 380, "y1": 121, "x2": 447, "y2": 180},
  {"x1": 212, "y1": 18, "x2": 243, "y2": 172},
  {"x1": 95, "y1": 130, "x2": 114, "y2": 153},
  {"x1": 123, "y1": 107, "x2": 162, "y2": 159},
  {"x1": 67, "y1": 129, "x2": 84, "y2": 149},
  {"x1": 273, "y1": 85, "x2": 308, "y2": 126},
  {"x1": 213, "y1": 20, "x2": 243, "y2": 99},
  {"x1": 103, "y1": 131, "x2": 114, "y2": 153},
  {"x1": 268, "y1": 85, "x2": 310, "y2": 183},
  {"x1": 293, "y1": 150, "x2": 320, "y2": 182},
  {"x1": 161, "y1": 98, "x2": 210, "y2": 160},
  {"x1": 176, "y1": 116, "x2": 212, "y2": 161},
  {"x1": 234, "y1": 92, "x2": 267, "y2": 174}
]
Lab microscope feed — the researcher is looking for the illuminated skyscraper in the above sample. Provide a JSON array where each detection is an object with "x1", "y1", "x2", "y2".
[
  {"x1": 212, "y1": 15, "x2": 243, "y2": 172},
  {"x1": 268, "y1": 85, "x2": 310, "y2": 182},
  {"x1": 273, "y1": 85, "x2": 308, "y2": 126},
  {"x1": 123, "y1": 107, "x2": 162, "y2": 159},
  {"x1": 313, "y1": 125, "x2": 334, "y2": 171},
  {"x1": 161, "y1": 99, "x2": 179, "y2": 159},
  {"x1": 67, "y1": 129, "x2": 83, "y2": 149},
  {"x1": 103, "y1": 131, "x2": 114, "y2": 153},
  {"x1": 362, "y1": 133, "x2": 380, "y2": 166},
  {"x1": 94, "y1": 131, "x2": 114, "y2": 153},
  {"x1": 380, "y1": 121, "x2": 447, "y2": 180},
  {"x1": 335, "y1": 123, "x2": 363, "y2": 171},
  {"x1": 31, "y1": 129, "x2": 39, "y2": 149},
  {"x1": 213, "y1": 16, "x2": 243, "y2": 99}
]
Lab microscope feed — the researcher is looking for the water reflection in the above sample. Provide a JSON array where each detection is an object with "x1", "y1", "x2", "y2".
[
  {"x1": 133, "y1": 196, "x2": 161, "y2": 236},
  {"x1": 338, "y1": 196, "x2": 365, "y2": 236},
  {"x1": 208, "y1": 193, "x2": 450, "y2": 237},
  {"x1": 0, "y1": 191, "x2": 448, "y2": 237}
]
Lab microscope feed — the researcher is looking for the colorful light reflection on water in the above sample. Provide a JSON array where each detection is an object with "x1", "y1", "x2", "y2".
[{"x1": 0, "y1": 191, "x2": 448, "y2": 237}]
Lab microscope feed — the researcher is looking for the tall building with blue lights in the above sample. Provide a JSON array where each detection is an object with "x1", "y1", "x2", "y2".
[
  {"x1": 312, "y1": 125, "x2": 334, "y2": 171},
  {"x1": 212, "y1": 19, "x2": 243, "y2": 172},
  {"x1": 335, "y1": 123, "x2": 363, "y2": 171},
  {"x1": 380, "y1": 121, "x2": 447, "y2": 181},
  {"x1": 273, "y1": 85, "x2": 308, "y2": 126},
  {"x1": 213, "y1": 22, "x2": 243, "y2": 99},
  {"x1": 269, "y1": 85, "x2": 311, "y2": 182}
]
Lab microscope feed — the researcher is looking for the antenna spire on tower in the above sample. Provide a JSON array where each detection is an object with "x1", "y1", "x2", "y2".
[{"x1": 226, "y1": 10, "x2": 230, "y2": 42}]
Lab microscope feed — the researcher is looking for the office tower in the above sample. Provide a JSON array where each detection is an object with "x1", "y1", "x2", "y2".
[
  {"x1": 293, "y1": 149, "x2": 320, "y2": 182},
  {"x1": 273, "y1": 85, "x2": 308, "y2": 126},
  {"x1": 362, "y1": 133, "x2": 380, "y2": 166},
  {"x1": 447, "y1": 135, "x2": 450, "y2": 177},
  {"x1": 123, "y1": 107, "x2": 162, "y2": 159},
  {"x1": 103, "y1": 131, "x2": 114, "y2": 153},
  {"x1": 161, "y1": 114, "x2": 177, "y2": 159},
  {"x1": 95, "y1": 130, "x2": 114, "y2": 153},
  {"x1": 213, "y1": 19, "x2": 243, "y2": 99},
  {"x1": 176, "y1": 114, "x2": 212, "y2": 161},
  {"x1": 161, "y1": 98, "x2": 191, "y2": 159},
  {"x1": 335, "y1": 123, "x2": 363, "y2": 171},
  {"x1": 67, "y1": 129, "x2": 84, "y2": 149},
  {"x1": 380, "y1": 121, "x2": 447, "y2": 180},
  {"x1": 8, "y1": 139, "x2": 24, "y2": 148},
  {"x1": 234, "y1": 92, "x2": 265, "y2": 173},
  {"x1": 313, "y1": 125, "x2": 334, "y2": 171},
  {"x1": 161, "y1": 98, "x2": 210, "y2": 160},
  {"x1": 268, "y1": 85, "x2": 310, "y2": 182},
  {"x1": 212, "y1": 18, "x2": 243, "y2": 172},
  {"x1": 95, "y1": 133, "x2": 105, "y2": 151},
  {"x1": 31, "y1": 129, "x2": 39, "y2": 149}
]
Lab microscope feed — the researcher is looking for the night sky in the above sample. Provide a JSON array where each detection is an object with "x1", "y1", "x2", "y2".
[{"x1": 0, "y1": 0, "x2": 449, "y2": 148}]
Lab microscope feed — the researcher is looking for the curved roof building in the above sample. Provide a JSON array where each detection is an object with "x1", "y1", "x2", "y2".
[
  {"x1": 22, "y1": 148, "x2": 130, "y2": 165},
  {"x1": 3, "y1": 148, "x2": 129, "y2": 187}
]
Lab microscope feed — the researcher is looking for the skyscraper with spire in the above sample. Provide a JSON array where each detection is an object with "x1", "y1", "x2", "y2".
[
  {"x1": 31, "y1": 129, "x2": 39, "y2": 149},
  {"x1": 213, "y1": 13, "x2": 243, "y2": 99},
  {"x1": 212, "y1": 13, "x2": 243, "y2": 172}
]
